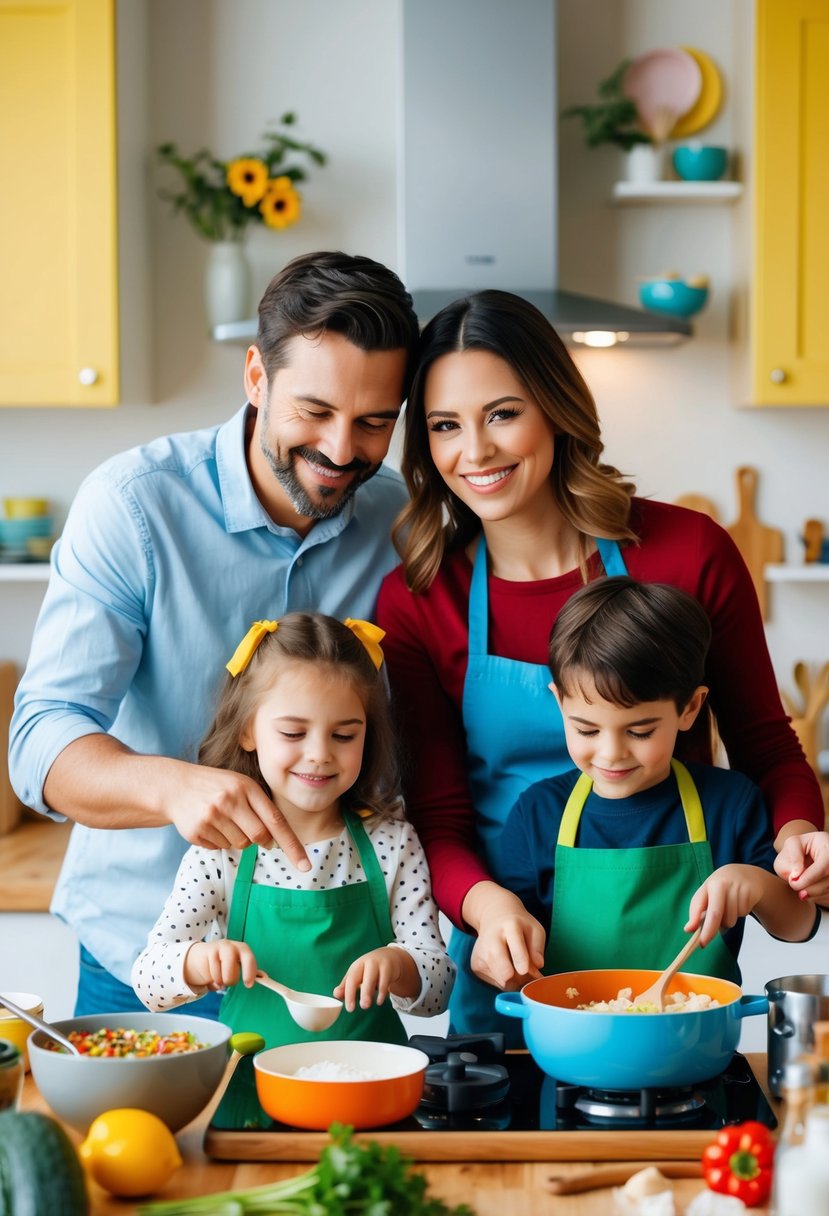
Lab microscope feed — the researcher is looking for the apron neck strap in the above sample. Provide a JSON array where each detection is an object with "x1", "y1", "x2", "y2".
[
  {"x1": 468, "y1": 534, "x2": 489, "y2": 653},
  {"x1": 557, "y1": 758, "x2": 706, "y2": 846}
]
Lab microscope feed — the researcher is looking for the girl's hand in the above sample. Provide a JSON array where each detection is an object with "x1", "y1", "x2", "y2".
[
  {"x1": 463, "y1": 883, "x2": 546, "y2": 990},
  {"x1": 183, "y1": 939, "x2": 258, "y2": 991},
  {"x1": 334, "y1": 946, "x2": 421, "y2": 1011},
  {"x1": 775, "y1": 829, "x2": 829, "y2": 903},
  {"x1": 686, "y1": 865, "x2": 765, "y2": 947}
]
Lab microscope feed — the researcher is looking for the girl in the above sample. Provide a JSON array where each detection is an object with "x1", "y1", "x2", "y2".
[
  {"x1": 133, "y1": 613, "x2": 454, "y2": 1046},
  {"x1": 376, "y1": 288, "x2": 829, "y2": 1040}
]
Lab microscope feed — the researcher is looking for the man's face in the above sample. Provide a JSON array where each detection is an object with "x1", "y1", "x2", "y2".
[{"x1": 245, "y1": 331, "x2": 408, "y2": 534}]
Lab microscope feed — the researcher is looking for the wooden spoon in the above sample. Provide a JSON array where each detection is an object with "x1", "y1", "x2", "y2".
[
  {"x1": 632, "y1": 928, "x2": 703, "y2": 1011},
  {"x1": 254, "y1": 969, "x2": 342, "y2": 1032}
]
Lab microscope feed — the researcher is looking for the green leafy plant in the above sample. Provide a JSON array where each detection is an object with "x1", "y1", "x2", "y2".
[
  {"x1": 137, "y1": 1123, "x2": 475, "y2": 1216},
  {"x1": 561, "y1": 60, "x2": 651, "y2": 151},
  {"x1": 156, "y1": 112, "x2": 327, "y2": 242}
]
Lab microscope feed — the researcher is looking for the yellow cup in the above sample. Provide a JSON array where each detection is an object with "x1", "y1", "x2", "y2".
[
  {"x1": 3, "y1": 498, "x2": 49, "y2": 519},
  {"x1": 0, "y1": 993, "x2": 44, "y2": 1072}
]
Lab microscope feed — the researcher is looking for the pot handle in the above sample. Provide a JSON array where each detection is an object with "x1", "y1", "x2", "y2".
[
  {"x1": 735, "y1": 995, "x2": 770, "y2": 1020},
  {"x1": 494, "y1": 992, "x2": 529, "y2": 1020}
]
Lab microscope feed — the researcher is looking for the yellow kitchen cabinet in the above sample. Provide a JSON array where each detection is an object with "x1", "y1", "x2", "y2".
[
  {"x1": 753, "y1": 0, "x2": 829, "y2": 405},
  {"x1": 0, "y1": 0, "x2": 118, "y2": 406}
]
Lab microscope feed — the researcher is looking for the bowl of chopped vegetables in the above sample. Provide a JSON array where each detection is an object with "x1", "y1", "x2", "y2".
[
  {"x1": 28, "y1": 1012, "x2": 231, "y2": 1133},
  {"x1": 254, "y1": 1040, "x2": 430, "y2": 1129},
  {"x1": 495, "y1": 968, "x2": 768, "y2": 1089}
]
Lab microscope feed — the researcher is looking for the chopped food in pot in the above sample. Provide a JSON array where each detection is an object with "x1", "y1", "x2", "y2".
[
  {"x1": 293, "y1": 1060, "x2": 380, "y2": 1081},
  {"x1": 570, "y1": 986, "x2": 720, "y2": 1014},
  {"x1": 45, "y1": 1028, "x2": 207, "y2": 1056}
]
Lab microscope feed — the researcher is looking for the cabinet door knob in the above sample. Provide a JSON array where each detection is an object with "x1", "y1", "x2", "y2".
[
  {"x1": 770, "y1": 367, "x2": 787, "y2": 384},
  {"x1": 78, "y1": 367, "x2": 99, "y2": 386}
]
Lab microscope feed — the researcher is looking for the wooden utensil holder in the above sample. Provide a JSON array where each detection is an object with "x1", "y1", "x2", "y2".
[{"x1": 0, "y1": 661, "x2": 24, "y2": 835}]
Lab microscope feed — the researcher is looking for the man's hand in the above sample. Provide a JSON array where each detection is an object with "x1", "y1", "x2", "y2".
[
  {"x1": 334, "y1": 946, "x2": 421, "y2": 1010},
  {"x1": 183, "y1": 939, "x2": 258, "y2": 991},
  {"x1": 462, "y1": 881, "x2": 546, "y2": 990}
]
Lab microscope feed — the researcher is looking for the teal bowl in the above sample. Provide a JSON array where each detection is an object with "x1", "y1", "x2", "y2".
[
  {"x1": 0, "y1": 516, "x2": 53, "y2": 546},
  {"x1": 639, "y1": 280, "x2": 709, "y2": 319},
  {"x1": 672, "y1": 145, "x2": 728, "y2": 182}
]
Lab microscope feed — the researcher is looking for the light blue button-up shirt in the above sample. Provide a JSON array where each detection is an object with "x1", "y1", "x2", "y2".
[{"x1": 9, "y1": 404, "x2": 408, "y2": 983}]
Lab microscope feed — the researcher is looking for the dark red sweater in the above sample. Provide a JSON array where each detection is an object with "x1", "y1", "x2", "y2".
[{"x1": 377, "y1": 499, "x2": 823, "y2": 927}]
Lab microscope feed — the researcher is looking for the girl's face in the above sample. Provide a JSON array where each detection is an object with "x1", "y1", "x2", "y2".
[
  {"x1": 552, "y1": 673, "x2": 707, "y2": 800},
  {"x1": 423, "y1": 349, "x2": 557, "y2": 526},
  {"x1": 240, "y1": 660, "x2": 367, "y2": 836}
]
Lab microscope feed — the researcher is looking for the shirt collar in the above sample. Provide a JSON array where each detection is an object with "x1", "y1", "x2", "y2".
[{"x1": 216, "y1": 402, "x2": 357, "y2": 543}]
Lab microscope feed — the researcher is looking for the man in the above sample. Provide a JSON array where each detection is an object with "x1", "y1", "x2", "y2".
[{"x1": 9, "y1": 251, "x2": 420, "y2": 1015}]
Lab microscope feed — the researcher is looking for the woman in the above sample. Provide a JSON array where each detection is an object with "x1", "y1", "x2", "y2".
[{"x1": 376, "y1": 289, "x2": 829, "y2": 1038}]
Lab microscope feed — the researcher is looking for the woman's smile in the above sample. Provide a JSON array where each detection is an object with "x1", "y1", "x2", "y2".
[{"x1": 461, "y1": 465, "x2": 517, "y2": 492}]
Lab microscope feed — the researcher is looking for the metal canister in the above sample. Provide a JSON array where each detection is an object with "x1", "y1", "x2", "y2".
[
  {"x1": 0, "y1": 1039, "x2": 23, "y2": 1111},
  {"x1": 766, "y1": 974, "x2": 829, "y2": 1097}
]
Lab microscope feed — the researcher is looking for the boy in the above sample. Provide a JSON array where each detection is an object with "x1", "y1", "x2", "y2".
[{"x1": 494, "y1": 577, "x2": 818, "y2": 983}]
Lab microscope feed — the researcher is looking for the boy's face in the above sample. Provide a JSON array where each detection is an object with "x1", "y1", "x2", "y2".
[{"x1": 552, "y1": 673, "x2": 707, "y2": 800}]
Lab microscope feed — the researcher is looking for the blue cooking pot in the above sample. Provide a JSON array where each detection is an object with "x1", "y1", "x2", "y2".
[{"x1": 495, "y1": 968, "x2": 768, "y2": 1089}]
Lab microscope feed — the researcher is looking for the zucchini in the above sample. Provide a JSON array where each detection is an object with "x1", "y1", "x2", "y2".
[{"x1": 0, "y1": 1110, "x2": 88, "y2": 1216}]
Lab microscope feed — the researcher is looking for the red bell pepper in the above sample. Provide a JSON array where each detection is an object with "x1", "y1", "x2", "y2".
[{"x1": 701, "y1": 1120, "x2": 775, "y2": 1207}]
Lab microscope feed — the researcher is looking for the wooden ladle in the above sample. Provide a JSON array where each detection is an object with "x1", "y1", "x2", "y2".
[
  {"x1": 254, "y1": 969, "x2": 342, "y2": 1032},
  {"x1": 632, "y1": 928, "x2": 703, "y2": 1011}
]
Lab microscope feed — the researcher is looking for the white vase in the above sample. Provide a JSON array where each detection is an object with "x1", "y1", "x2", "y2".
[
  {"x1": 624, "y1": 144, "x2": 664, "y2": 184},
  {"x1": 204, "y1": 240, "x2": 252, "y2": 328}
]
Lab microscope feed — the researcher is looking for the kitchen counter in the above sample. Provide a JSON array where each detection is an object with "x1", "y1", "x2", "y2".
[
  {"x1": 1, "y1": 813, "x2": 71, "y2": 911},
  {"x1": 22, "y1": 1056, "x2": 773, "y2": 1215}
]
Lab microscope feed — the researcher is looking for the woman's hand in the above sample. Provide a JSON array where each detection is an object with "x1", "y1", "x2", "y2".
[
  {"x1": 183, "y1": 939, "x2": 258, "y2": 991},
  {"x1": 335, "y1": 946, "x2": 421, "y2": 1011},
  {"x1": 774, "y1": 828, "x2": 829, "y2": 903},
  {"x1": 462, "y1": 881, "x2": 546, "y2": 990}
]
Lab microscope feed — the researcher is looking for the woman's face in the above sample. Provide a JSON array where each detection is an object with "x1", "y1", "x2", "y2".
[{"x1": 423, "y1": 349, "x2": 557, "y2": 524}]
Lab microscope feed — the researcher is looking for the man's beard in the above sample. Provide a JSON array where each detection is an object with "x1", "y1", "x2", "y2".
[{"x1": 260, "y1": 433, "x2": 377, "y2": 522}]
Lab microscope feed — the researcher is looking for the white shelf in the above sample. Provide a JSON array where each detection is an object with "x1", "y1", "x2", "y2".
[
  {"x1": 765, "y1": 564, "x2": 829, "y2": 583},
  {"x1": 612, "y1": 181, "x2": 744, "y2": 205},
  {"x1": 0, "y1": 563, "x2": 51, "y2": 582}
]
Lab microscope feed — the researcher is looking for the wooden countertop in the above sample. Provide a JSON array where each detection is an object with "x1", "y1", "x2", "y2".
[
  {"x1": 2, "y1": 813, "x2": 71, "y2": 911},
  {"x1": 22, "y1": 1056, "x2": 773, "y2": 1215}
]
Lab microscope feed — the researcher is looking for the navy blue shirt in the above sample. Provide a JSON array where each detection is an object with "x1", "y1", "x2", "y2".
[{"x1": 500, "y1": 761, "x2": 778, "y2": 964}]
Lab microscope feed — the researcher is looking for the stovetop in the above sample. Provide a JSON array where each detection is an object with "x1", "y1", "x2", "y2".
[{"x1": 204, "y1": 1036, "x2": 777, "y2": 1164}]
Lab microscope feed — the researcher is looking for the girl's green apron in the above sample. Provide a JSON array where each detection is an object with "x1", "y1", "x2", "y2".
[
  {"x1": 220, "y1": 808, "x2": 407, "y2": 1046},
  {"x1": 452, "y1": 534, "x2": 628, "y2": 1041},
  {"x1": 546, "y1": 758, "x2": 739, "y2": 983}
]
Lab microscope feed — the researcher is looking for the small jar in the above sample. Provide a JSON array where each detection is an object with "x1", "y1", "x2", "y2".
[
  {"x1": 0, "y1": 1039, "x2": 23, "y2": 1111},
  {"x1": 774, "y1": 1103, "x2": 829, "y2": 1214}
]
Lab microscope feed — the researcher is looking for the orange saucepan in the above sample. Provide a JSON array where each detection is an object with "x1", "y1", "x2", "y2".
[
  {"x1": 496, "y1": 968, "x2": 769, "y2": 1089},
  {"x1": 253, "y1": 1040, "x2": 430, "y2": 1130}
]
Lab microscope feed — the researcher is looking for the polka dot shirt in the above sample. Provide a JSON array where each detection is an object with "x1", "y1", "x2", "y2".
[{"x1": 132, "y1": 814, "x2": 455, "y2": 1017}]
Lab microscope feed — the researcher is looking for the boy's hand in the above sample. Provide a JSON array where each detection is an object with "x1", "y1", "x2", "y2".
[
  {"x1": 334, "y1": 946, "x2": 421, "y2": 1011},
  {"x1": 183, "y1": 939, "x2": 258, "y2": 991},
  {"x1": 464, "y1": 885, "x2": 546, "y2": 991},
  {"x1": 686, "y1": 864, "x2": 765, "y2": 947}
]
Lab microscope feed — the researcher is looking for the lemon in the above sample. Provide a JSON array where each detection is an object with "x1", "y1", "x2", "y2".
[{"x1": 79, "y1": 1107, "x2": 182, "y2": 1197}]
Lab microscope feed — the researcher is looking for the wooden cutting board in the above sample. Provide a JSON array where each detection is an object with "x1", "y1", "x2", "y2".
[
  {"x1": 725, "y1": 467, "x2": 784, "y2": 620},
  {"x1": 674, "y1": 494, "x2": 720, "y2": 522}
]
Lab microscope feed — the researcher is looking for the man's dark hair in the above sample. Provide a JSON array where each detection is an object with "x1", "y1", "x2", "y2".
[
  {"x1": 549, "y1": 576, "x2": 712, "y2": 712},
  {"x1": 256, "y1": 251, "x2": 420, "y2": 397}
]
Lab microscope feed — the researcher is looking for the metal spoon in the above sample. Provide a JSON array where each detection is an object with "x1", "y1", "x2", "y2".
[
  {"x1": 0, "y1": 992, "x2": 81, "y2": 1055},
  {"x1": 254, "y1": 969, "x2": 342, "y2": 1032},
  {"x1": 632, "y1": 928, "x2": 703, "y2": 1011}
]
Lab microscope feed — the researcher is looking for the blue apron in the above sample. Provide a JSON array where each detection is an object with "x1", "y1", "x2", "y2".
[{"x1": 450, "y1": 533, "x2": 628, "y2": 1040}]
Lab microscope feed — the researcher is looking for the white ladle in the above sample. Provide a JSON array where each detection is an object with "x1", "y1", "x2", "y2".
[
  {"x1": 254, "y1": 969, "x2": 342, "y2": 1032},
  {"x1": 633, "y1": 927, "x2": 703, "y2": 1011},
  {"x1": 0, "y1": 992, "x2": 81, "y2": 1055}
]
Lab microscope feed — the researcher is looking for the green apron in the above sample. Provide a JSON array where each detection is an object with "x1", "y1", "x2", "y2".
[
  {"x1": 545, "y1": 759, "x2": 739, "y2": 982},
  {"x1": 219, "y1": 808, "x2": 408, "y2": 1046}
]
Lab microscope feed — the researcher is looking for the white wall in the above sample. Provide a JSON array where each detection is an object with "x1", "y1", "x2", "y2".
[{"x1": 2, "y1": 0, "x2": 828, "y2": 732}]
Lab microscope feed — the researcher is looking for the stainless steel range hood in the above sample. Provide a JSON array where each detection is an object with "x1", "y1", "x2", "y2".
[{"x1": 399, "y1": 0, "x2": 690, "y2": 348}]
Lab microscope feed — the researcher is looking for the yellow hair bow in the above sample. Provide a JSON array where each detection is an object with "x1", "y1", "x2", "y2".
[
  {"x1": 344, "y1": 618, "x2": 386, "y2": 671},
  {"x1": 226, "y1": 620, "x2": 278, "y2": 677}
]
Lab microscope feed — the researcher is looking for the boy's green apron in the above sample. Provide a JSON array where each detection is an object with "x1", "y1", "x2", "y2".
[
  {"x1": 220, "y1": 808, "x2": 408, "y2": 1046},
  {"x1": 452, "y1": 534, "x2": 628, "y2": 1041},
  {"x1": 546, "y1": 758, "x2": 739, "y2": 982}
]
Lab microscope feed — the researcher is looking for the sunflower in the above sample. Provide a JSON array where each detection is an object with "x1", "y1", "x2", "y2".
[
  {"x1": 226, "y1": 157, "x2": 269, "y2": 206},
  {"x1": 259, "y1": 175, "x2": 302, "y2": 230}
]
